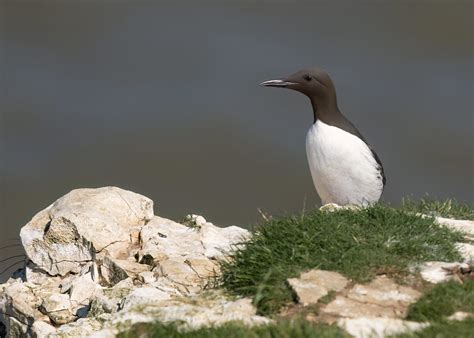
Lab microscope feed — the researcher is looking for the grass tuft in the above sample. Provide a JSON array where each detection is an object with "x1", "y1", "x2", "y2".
[
  {"x1": 396, "y1": 318, "x2": 474, "y2": 338},
  {"x1": 117, "y1": 319, "x2": 348, "y2": 338},
  {"x1": 219, "y1": 204, "x2": 464, "y2": 315},
  {"x1": 402, "y1": 198, "x2": 474, "y2": 220},
  {"x1": 397, "y1": 280, "x2": 474, "y2": 337},
  {"x1": 406, "y1": 280, "x2": 474, "y2": 322}
]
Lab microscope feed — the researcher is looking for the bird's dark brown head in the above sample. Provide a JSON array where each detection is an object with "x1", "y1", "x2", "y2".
[{"x1": 261, "y1": 68, "x2": 339, "y2": 116}]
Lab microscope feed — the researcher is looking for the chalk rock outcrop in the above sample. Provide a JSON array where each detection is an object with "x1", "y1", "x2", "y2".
[
  {"x1": 0, "y1": 187, "x2": 260, "y2": 337},
  {"x1": 2, "y1": 190, "x2": 472, "y2": 338},
  {"x1": 289, "y1": 270, "x2": 421, "y2": 321},
  {"x1": 287, "y1": 270, "x2": 348, "y2": 305},
  {"x1": 20, "y1": 187, "x2": 154, "y2": 277},
  {"x1": 417, "y1": 261, "x2": 470, "y2": 284},
  {"x1": 337, "y1": 317, "x2": 429, "y2": 338},
  {"x1": 321, "y1": 275, "x2": 421, "y2": 319},
  {"x1": 289, "y1": 270, "x2": 426, "y2": 337},
  {"x1": 435, "y1": 217, "x2": 474, "y2": 240}
]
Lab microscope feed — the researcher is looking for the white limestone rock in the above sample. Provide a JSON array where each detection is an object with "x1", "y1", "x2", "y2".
[
  {"x1": 319, "y1": 203, "x2": 361, "y2": 212},
  {"x1": 138, "y1": 271, "x2": 157, "y2": 284},
  {"x1": 25, "y1": 262, "x2": 51, "y2": 286},
  {"x1": 121, "y1": 287, "x2": 172, "y2": 310},
  {"x1": 155, "y1": 296, "x2": 270, "y2": 330},
  {"x1": 92, "y1": 292, "x2": 270, "y2": 336},
  {"x1": 346, "y1": 276, "x2": 421, "y2": 310},
  {"x1": 100, "y1": 256, "x2": 150, "y2": 286},
  {"x1": 147, "y1": 277, "x2": 186, "y2": 297},
  {"x1": 31, "y1": 278, "x2": 64, "y2": 304},
  {"x1": 139, "y1": 215, "x2": 249, "y2": 262},
  {"x1": 1, "y1": 282, "x2": 42, "y2": 326},
  {"x1": 199, "y1": 222, "x2": 250, "y2": 258},
  {"x1": 418, "y1": 261, "x2": 469, "y2": 284},
  {"x1": 323, "y1": 296, "x2": 398, "y2": 318},
  {"x1": 455, "y1": 242, "x2": 474, "y2": 262},
  {"x1": 32, "y1": 320, "x2": 57, "y2": 336},
  {"x1": 20, "y1": 187, "x2": 154, "y2": 276},
  {"x1": 1, "y1": 187, "x2": 259, "y2": 337},
  {"x1": 435, "y1": 217, "x2": 474, "y2": 238},
  {"x1": 89, "y1": 284, "x2": 134, "y2": 315},
  {"x1": 41, "y1": 293, "x2": 75, "y2": 325},
  {"x1": 136, "y1": 215, "x2": 249, "y2": 296},
  {"x1": 447, "y1": 311, "x2": 473, "y2": 321},
  {"x1": 69, "y1": 273, "x2": 100, "y2": 315},
  {"x1": 111, "y1": 277, "x2": 135, "y2": 290},
  {"x1": 155, "y1": 258, "x2": 202, "y2": 293},
  {"x1": 185, "y1": 256, "x2": 219, "y2": 279},
  {"x1": 338, "y1": 317, "x2": 429, "y2": 338},
  {"x1": 287, "y1": 269, "x2": 349, "y2": 305},
  {"x1": 139, "y1": 216, "x2": 205, "y2": 260},
  {"x1": 185, "y1": 214, "x2": 208, "y2": 227},
  {"x1": 88, "y1": 328, "x2": 116, "y2": 338},
  {"x1": 54, "y1": 317, "x2": 104, "y2": 336},
  {"x1": 322, "y1": 276, "x2": 421, "y2": 319}
]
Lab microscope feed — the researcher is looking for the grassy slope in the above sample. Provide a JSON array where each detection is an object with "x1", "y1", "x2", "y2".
[
  {"x1": 406, "y1": 280, "x2": 474, "y2": 322},
  {"x1": 119, "y1": 201, "x2": 474, "y2": 337},
  {"x1": 396, "y1": 280, "x2": 474, "y2": 337},
  {"x1": 118, "y1": 320, "x2": 348, "y2": 338},
  {"x1": 403, "y1": 198, "x2": 474, "y2": 220},
  {"x1": 396, "y1": 318, "x2": 474, "y2": 338},
  {"x1": 119, "y1": 281, "x2": 474, "y2": 338},
  {"x1": 220, "y1": 204, "x2": 464, "y2": 315}
]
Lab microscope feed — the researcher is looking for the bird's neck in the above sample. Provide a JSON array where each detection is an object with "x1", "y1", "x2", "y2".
[{"x1": 310, "y1": 97, "x2": 340, "y2": 124}]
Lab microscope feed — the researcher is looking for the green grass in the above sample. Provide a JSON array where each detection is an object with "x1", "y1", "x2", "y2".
[
  {"x1": 118, "y1": 319, "x2": 348, "y2": 338},
  {"x1": 406, "y1": 280, "x2": 474, "y2": 322},
  {"x1": 118, "y1": 279, "x2": 474, "y2": 338},
  {"x1": 403, "y1": 198, "x2": 474, "y2": 220},
  {"x1": 396, "y1": 280, "x2": 474, "y2": 337},
  {"x1": 219, "y1": 205, "x2": 464, "y2": 315},
  {"x1": 395, "y1": 318, "x2": 474, "y2": 338}
]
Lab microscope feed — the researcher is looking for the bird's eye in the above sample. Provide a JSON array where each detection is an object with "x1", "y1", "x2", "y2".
[{"x1": 303, "y1": 74, "x2": 312, "y2": 82}]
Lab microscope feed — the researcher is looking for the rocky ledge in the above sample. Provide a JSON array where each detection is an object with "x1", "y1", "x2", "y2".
[
  {"x1": 0, "y1": 187, "x2": 266, "y2": 337},
  {"x1": 0, "y1": 187, "x2": 473, "y2": 338}
]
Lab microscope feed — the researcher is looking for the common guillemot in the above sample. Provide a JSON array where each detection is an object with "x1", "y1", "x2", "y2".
[{"x1": 261, "y1": 68, "x2": 386, "y2": 206}]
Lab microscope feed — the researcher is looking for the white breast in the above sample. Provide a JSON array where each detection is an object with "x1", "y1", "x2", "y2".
[{"x1": 305, "y1": 120, "x2": 383, "y2": 206}]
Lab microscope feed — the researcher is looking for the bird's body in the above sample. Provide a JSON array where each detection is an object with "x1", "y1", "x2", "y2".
[
  {"x1": 306, "y1": 120, "x2": 383, "y2": 205},
  {"x1": 261, "y1": 67, "x2": 385, "y2": 206}
]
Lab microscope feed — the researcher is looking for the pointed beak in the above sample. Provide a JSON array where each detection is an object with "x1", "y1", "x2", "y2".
[{"x1": 260, "y1": 79, "x2": 291, "y2": 88}]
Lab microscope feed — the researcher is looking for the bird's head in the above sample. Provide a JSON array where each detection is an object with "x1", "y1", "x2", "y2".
[{"x1": 261, "y1": 68, "x2": 338, "y2": 112}]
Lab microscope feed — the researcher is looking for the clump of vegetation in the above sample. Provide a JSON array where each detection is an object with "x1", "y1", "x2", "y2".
[
  {"x1": 181, "y1": 215, "x2": 202, "y2": 229},
  {"x1": 118, "y1": 319, "x2": 348, "y2": 338},
  {"x1": 396, "y1": 318, "x2": 474, "y2": 338},
  {"x1": 406, "y1": 280, "x2": 474, "y2": 322},
  {"x1": 219, "y1": 205, "x2": 464, "y2": 315},
  {"x1": 395, "y1": 280, "x2": 474, "y2": 337},
  {"x1": 402, "y1": 198, "x2": 474, "y2": 220}
]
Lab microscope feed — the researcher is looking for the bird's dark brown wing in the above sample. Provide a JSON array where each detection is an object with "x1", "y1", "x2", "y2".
[{"x1": 329, "y1": 113, "x2": 386, "y2": 189}]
